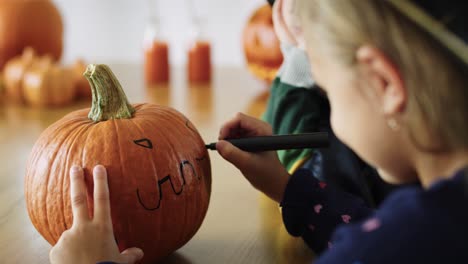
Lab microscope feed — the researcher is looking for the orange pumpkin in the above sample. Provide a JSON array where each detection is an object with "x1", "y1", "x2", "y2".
[
  {"x1": 72, "y1": 59, "x2": 92, "y2": 98},
  {"x1": 0, "y1": 75, "x2": 4, "y2": 102},
  {"x1": 3, "y1": 47, "x2": 36, "y2": 103},
  {"x1": 243, "y1": 4, "x2": 283, "y2": 83},
  {"x1": 0, "y1": 0, "x2": 63, "y2": 70},
  {"x1": 25, "y1": 64, "x2": 211, "y2": 264},
  {"x1": 22, "y1": 56, "x2": 76, "y2": 107}
]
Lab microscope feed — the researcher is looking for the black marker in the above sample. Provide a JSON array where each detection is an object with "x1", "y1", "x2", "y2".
[{"x1": 205, "y1": 132, "x2": 329, "y2": 152}]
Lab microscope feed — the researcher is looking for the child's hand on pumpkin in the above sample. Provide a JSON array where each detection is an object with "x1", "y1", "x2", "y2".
[
  {"x1": 49, "y1": 165, "x2": 144, "y2": 264},
  {"x1": 272, "y1": 0, "x2": 305, "y2": 49},
  {"x1": 217, "y1": 113, "x2": 290, "y2": 203}
]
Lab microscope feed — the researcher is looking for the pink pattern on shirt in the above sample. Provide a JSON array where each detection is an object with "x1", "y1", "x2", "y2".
[
  {"x1": 362, "y1": 217, "x2": 381, "y2": 232},
  {"x1": 314, "y1": 204, "x2": 323, "y2": 214},
  {"x1": 341, "y1": 214, "x2": 351, "y2": 224}
]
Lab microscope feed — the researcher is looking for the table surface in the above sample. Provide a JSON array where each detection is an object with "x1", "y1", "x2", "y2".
[{"x1": 0, "y1": 64, "x2": 315, "y2": 264}]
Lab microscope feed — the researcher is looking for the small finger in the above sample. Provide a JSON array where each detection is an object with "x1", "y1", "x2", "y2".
[
  {"x1": 216, "y1": 140, "x2": 252, "y2": 171},
  {"x1": 93, "y1": 165, "x2": 112, "y2": 225},
  {"x1": 235, "y1": 113, "x2": 273, "y2": 137},
  {"x1": 218, "y1": 113, "x2": 243, "y2": 140},
  {"x1": 70, "y1": 165, "x2": 90, "y2": 225},
  {"x1": 119, "y1": 247, "x2": 144, "y2": 264}
]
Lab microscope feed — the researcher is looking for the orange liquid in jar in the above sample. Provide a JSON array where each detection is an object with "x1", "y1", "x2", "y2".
[
  {"x1": 187, "y1": 40, "x2": 211, "y2": 83},
  {"x1": 144, "y1": 41, "x2": 169, "y2": 84}
]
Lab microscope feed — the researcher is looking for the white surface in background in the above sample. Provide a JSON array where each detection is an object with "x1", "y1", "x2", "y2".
[{"x1": 53, "y1": 0, "x2": 265, "y2": 66}]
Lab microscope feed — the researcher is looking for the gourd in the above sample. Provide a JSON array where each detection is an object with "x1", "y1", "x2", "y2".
[
  {"x1": 22, "y1": 56, "x2": 76, "y2": 107},
  {"x1": 3, "y1": 47, "x2": 36, "y2": 103}
]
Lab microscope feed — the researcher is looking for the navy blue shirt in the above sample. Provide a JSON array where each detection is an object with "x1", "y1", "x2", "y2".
[{"x1": 281, "y1": 167, "x2": 468, "y2": 263}]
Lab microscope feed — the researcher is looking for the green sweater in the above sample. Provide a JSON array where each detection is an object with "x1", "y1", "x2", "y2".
[
  {"x1": 262, "y1": 44, "x2": 328, "y2": 173},
  {"x1": 263, "y1": 78, "x2": 329, "y2": 173}
]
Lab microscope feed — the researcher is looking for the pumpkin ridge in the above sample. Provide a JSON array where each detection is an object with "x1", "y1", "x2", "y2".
[
  {"x1": 110, "y1": 118, "x2": 126, "y2": 244},
  {"x1": 129, "y1": 116, "x2": 165, "y2": 246},
  {"x1": 129, "y1": 116, "x2": 167, "y2": 245},
  {"x1": 134, "y1": 109, "x2": 200, "y2": 249},
  {"x1": 163, "y1": 113, "x2": 198, "y2": 245},
  {"x1": 134, "y1": 115, "x2": 179, "y2": 211},
  {"x1": 40, "y1": 120, "x2": 84, "y2": 244},
  {"x1": 26, "y1": 116, "x2": 88, "y2": 231},
  {"x1": 61, "y1": 121, "x2": 94, "y2": 232},
  {"x1": 130, "y1": 116, "x2": 165, "y2": 210},
  {"x1": 51, "y1": 119, "x2": 91, "y2": 241}
]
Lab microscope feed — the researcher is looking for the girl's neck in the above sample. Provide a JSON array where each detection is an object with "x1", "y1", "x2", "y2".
[{"x1": 416, "y1": 149, "x2": 468, "y2": 188}]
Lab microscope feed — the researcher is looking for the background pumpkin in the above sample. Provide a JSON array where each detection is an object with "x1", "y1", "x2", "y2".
[
  {"x1": 3, "y1": 47, "x2": 36, "y2": 103},
  {"x1": 0, "y1": 0, "x2": 63, "y2": 70},
  {"x1": 22, "y1": 56, "x2": 76, "y2": 107},
  {"x1": 72, "y1": 59, "x2": 92, "y2": 98},
  {"x1": 242, "y1": 4, "x2": 283, "y2": 83},
  {"x1": 25, "y1": 64, "x2": 212, "y2": 264}
]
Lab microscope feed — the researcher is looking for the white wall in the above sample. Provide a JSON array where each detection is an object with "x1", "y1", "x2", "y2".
[{"x1": 53, "y1": 0, "x2": 265, "y2": 66}]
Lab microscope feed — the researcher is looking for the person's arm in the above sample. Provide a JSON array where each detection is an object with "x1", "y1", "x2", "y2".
[
  {"x1": 281, "y1": 168, "x2": 374, "y2": 253},
  {"x1": 215, "y1": 114, "x2": 374, "y2": 254}
]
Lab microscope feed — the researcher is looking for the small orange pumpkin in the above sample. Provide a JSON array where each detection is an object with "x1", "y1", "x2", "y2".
[
  {"x1": 25, "y1": 64, "x2": 211, "y2": 264},
  {"x1": 22, "y1": 56, "x2": 76, "y2": 107},
  {"x1": 0, "y1": 0, "x2": 63, "y2": 70},
  {"x1": 3, "y1": 47, "x2": 36, "y2": 103},
  {"x1": 72, "y1": 59, "x2": 92, "y2": 98},
  {"x1": 243, "y1": 4, "x2": 283, "y2": 83}
]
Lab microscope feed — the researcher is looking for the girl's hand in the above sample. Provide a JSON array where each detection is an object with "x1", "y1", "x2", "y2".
[
  {"x1": 217, "y1": 113, "x2": 290, "y2": 203},
  {"x1": 49, "y1": 165, "x2": 144, "y2": 264}
]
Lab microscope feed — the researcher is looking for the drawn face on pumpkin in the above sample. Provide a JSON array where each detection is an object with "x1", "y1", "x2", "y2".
[{"x1": 131, "y1": 119, "x2": 210, "y2": 211}]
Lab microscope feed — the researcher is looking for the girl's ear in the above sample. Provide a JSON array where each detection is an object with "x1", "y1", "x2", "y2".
[{"x1": 356, "y1": 45, "x2": 407, "y2": 115}]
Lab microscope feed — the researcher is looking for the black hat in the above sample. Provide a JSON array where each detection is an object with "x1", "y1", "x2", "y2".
[{"x1": 387, "y1": 0, "x2": 467, "y2": 66}]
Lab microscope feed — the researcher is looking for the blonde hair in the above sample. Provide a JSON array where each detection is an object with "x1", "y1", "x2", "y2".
[{"x1": 297, "y1": 0, "x2": 468, "y2": 152}]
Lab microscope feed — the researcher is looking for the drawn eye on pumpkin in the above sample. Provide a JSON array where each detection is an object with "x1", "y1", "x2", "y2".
[
  {"x1": 185, "y1": 119, "x2": 197, "y2": 133},
  {"x1": 134, "y1": 138, "x2": 153, "y2": 149}
]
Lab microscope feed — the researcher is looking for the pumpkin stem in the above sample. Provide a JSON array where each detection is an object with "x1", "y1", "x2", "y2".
[{"x1": 84, "y1": 64, "x2": 135, "y2": 122}]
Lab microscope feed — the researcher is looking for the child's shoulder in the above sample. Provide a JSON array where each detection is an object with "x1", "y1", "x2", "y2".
[
  {"x1": 381, "y1": 168, "x2": 468, "y2": 216},
  {"x1": 376, "y1": 168, "x2": 468, "y2": 231},
  {"x1": 321, "y1": 169, "x2": 468, "y2": 263}
]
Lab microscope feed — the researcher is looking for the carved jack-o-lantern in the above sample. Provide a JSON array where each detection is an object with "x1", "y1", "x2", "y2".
[
  {"x1": 243, "y1": 4, "x2": 283, "y2": 83},
  {"x1": 25, "y1": 64, "x2": 211, "y2": 263}
]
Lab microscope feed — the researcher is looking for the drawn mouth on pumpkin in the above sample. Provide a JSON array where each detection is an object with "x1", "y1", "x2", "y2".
[
  {"x1": 136, "y1": 156, "x2": 207, "y2": 211},
  {"x1": 133, "y1": 122, "x2": 207, "y2": 211}
]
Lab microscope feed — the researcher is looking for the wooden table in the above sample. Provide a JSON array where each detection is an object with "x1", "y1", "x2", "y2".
[{"x1": 0, "y1": 64, "x2": 315, "y2": 264}]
